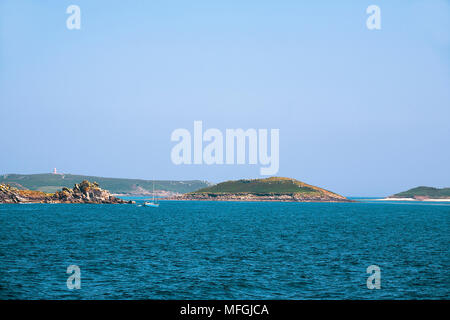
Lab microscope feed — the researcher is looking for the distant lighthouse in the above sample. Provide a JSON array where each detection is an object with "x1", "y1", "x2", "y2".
[{"x1": 53, "y1": 168, "x2": 57, "y2": 174}]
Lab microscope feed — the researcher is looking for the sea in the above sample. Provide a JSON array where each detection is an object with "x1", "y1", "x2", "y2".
[{"x1": 0, "y1": 199, "x2": 449, "y2": 299}]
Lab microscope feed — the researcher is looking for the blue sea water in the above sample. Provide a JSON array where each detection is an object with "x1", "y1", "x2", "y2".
[{"x1": 0, "y1": 200, "x2": 449, "y2": 299}]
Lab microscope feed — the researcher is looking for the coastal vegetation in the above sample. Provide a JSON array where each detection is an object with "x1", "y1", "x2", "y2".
[{"x1": 192, "y1": 177, "x2": 318, "y2": 194}]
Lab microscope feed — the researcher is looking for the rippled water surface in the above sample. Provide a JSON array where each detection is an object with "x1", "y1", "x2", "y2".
[{"x1": 0, "y1": 200, "x2": 449, "y2": 299}]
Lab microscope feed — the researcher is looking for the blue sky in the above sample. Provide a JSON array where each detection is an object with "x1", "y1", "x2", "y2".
[{"x1": 1, "y1": 0, "x2": 449, "y2": 196}]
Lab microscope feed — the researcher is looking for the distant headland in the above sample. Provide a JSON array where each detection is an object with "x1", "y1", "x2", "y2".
[
  {"x1": 384, "y1": 186, "x2": 450, "y2": 202},
  {"x1": 167, "y1": 177, "x2": 352, "y2": 202},
  {"x1": 0, "y1": 180, "x2": 134, "y2": 204},
  {"x1": 0, "y1": 173, "x2": 210, "y2": 196}
]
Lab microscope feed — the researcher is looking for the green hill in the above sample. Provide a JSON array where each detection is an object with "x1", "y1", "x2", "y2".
[
  {"x1": 0, "y1": 173, "x2": 210, "y2": 194},
  {"x1": 390, "y1": 186, "x2": 450, "y2": 199},
  {"x1": 175, "y1": 177, "x2": 350, "y2": 202},
  {"x1": 193, "y1": 177, "x2": 321, "y2": 194}
]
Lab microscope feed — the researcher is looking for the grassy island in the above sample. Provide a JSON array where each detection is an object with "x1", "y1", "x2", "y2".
[
  {"x1": 169, "y1": 177, "x2": 351, "y2": 202},
  {"x1": 388, "y1": 186, "x2": 450, "y2": 200}
]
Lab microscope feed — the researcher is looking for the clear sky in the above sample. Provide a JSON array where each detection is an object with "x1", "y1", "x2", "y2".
[{"x1": 1, "y1": 0, "x2": 449, "y2": 196}]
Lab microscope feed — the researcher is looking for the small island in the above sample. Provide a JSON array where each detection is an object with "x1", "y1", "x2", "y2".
[
  {"x1": 167, "y1": 177, "x2": 351, "y2": 202},
  {"x1": 385, "y1": 186, "x2": 450, "y2": 202},
  {"x1": 0, "y1": 180, "x2": 134, "y2": 204}
]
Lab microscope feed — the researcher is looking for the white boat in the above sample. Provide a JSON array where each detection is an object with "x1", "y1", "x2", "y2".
[
  {"x1": 143, "y1": 180, "x2": 159, "y2": 208},
  {"x1": 143, "y1": 201, "x2": 159, "y2": 207}
]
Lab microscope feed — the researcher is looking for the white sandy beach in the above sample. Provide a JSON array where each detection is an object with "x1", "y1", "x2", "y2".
[{"x1": 378, "y1": 198, "x2": 450, "y2": 202}]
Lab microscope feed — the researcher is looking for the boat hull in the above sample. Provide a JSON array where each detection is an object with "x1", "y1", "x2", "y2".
[{"x1": 143, "y1": 202, "x2": 159, "y2": 207}]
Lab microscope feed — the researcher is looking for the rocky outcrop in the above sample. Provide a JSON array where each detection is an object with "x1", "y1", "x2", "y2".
[
  {"x1": 169, "y1": 192, "x2": 351, "y2": 202},
  {"x1": 0, "y1": 181, "x2": 134, "y2": 204}
]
